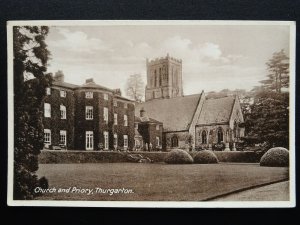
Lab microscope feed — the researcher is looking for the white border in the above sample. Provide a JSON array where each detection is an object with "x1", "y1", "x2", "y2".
[{"x1": 7, "y1": 20, "x2": 296, "y2": 208}]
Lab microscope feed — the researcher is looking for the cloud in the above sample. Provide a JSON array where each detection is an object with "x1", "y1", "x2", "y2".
[
  {"x1": 47, "y1": 30, "x2": 254, "y2": 95},
  {"x1": 48, "y1": 28, "x2": 109, "y2": 53}
]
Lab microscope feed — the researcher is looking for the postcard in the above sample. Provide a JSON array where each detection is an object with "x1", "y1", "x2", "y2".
[{"x1": 7, "y1": 20, "x2": 295, "y2": 207}]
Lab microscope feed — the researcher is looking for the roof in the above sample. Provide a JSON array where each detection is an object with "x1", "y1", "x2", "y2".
[
  {"x1": 76, "y1": 82, "x2": 113, "y2": 92},
  {"x1": 134, "y1": 116, "x2": 162, "y2": 124},
  {"x1": 135, "y1": 94, "x2": 201, "y2": 131},
  {"x1": 114, "y1": 95, "x2": 134, "y2": 102},
  {"x1": 52, "y1": 81, "x2": 79, "y2": 89},
  {"x1": 197, "y1": 96, "x2": 235, "y2": 125}
]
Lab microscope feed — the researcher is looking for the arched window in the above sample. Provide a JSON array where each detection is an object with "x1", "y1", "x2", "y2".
[
  {"x1": 171, "y1": 135, "x2": 178, "y2": 147},
  {"x1": 201, "y1": 130, "x2": 207, "y2": 144},
  {"x1": 217, "y1": 128, "x2": 223, "y2": 143}
]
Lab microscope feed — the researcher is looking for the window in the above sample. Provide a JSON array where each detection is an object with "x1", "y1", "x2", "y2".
[
  {"x1": 113, "y1": 134, "x2": 118, "y2": 148},
  {"x1": 86, "y1": 131, "x2": 93, "y2": 150},
  {"x1": 135, "y1": 139, "x2": 140, "y2": 147},
  {"x1": 114, "y1": 113, "x2": 118, "y2": 125},
  {"x1": 46, "y1": 87, "x2": 51, "y2": 95},
  {"x1": 60, "y1": 130, "x2": 66, "y2": 146},
  {"x1": 124, "y1": 115, "x2": 128, "y2": 126},
  {"x1": 104, "y1": 131, "x2": 109, "y2": 150},
  {"x1": 113, "y1": 100, "x2": 117, "y2": 107},
  {"x1": 44, "y1": 129, "x2": 51, "y2": 145},
  {"x1": 171, "y1": 135, "x2": 178, "y2": 147},
  {"x1": 124, "y1": 103, "x2": 127, "y2": 108},
  {"x1": 60, "y1": 105, "x2": 66, "y2": 119},
  {"x1": 156, "y1": 124, "x2": 160, "y2": 130},
  {"x1": 85, "y1": 91, "x2": 93, "y2": 98},
  {"x1": 156, "y1": 137, "x2": 160, "y2": 146},
  {"x1": 60, "y1": 90, "x2": 66, "y2": 97},
  {"x1": 104, "y1": 93, "x2": 108, "y2": 100},
  {"x1": 217, "y1": 128, "x2": 223, "y2": 143},
  {"x1": 85, "y1": 106, "x2": 93, "y2": 120},
  {"x1": 123, "y1": 135, "x2": 128, "y2": 149},
  {"x1": 44, "y1": 103, "x2": 51, "y2": 117},
  {"x1": 104, "y1": 107, "x2": 108, "y2": 123},
  {"x1": 201, "y1": 130, "x2": 207, "y2": 144},
  {"x1": 135, "y1": 123, "x2": 138, "y2": 129}
]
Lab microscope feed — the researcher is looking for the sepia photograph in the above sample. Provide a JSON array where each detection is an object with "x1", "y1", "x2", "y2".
[{"x1": 7, "y1": 20, "x2": 295, "y2": 207}]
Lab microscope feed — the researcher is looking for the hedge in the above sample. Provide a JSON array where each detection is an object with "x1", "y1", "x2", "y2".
[
  {"x1": 39, "y1": 150, "x2": 167, "y2": 164},
  {"x1": 194, "y1": 150, "x2": 218, "y2": 164},
  {"x1": 39, "y1": 150, "x2": 263, "y2": 164},
  {"x1": 164, "y1": 149, "x2": 194, "y2": 164},
  {"x1": 260, "y1": 147, "x2": 289, "y2": 167}
]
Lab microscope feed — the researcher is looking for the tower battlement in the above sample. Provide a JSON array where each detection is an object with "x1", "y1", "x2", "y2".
[{"x1": 146, "y1": 54, "x2": 182, "y2": 65}]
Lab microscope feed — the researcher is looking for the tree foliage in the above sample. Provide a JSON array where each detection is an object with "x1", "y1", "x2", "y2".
[
  {"x1": 126, "y1": 74, "x2": 145, "y2": 102},
  {"x1": 242, "y1": 50, "x2": 289, "y2": 149},
  {"x1": 260, "y1": 49, "x2": 289, "y2": 93},
  {"x1": 14, "y1": 26, "x2": 52, "y2": 199}
]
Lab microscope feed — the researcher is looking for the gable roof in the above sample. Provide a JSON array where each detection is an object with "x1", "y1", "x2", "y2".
[
  {"x1": 196, "y1": 96, "x2": 235, "y2": 125},
  {"x1": 135, "y1": 94, "x2": 202, "y2": 131}
]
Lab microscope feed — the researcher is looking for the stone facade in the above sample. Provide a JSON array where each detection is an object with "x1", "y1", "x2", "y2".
[
  {"x1": 136, "y1": 55, "x2": 245, "y2": 152},
  {"x1": 145, "y1": 54, "x2": 183, "y2": 101},
  {"x1": 43, "y1": 73, "x2": 135, "y2": 151}
]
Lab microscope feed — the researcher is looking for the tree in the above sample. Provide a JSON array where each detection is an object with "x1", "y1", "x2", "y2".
[
  {"x1": 14, "y1": 26, "x2": 52, "y2": 199},
  {"x1": 243, "y1": 91, "x2": 289, "y2": 148},
  {"x1": 242, "y1": 50, "x2": 289, "y2": 149},
  {"x1": 260, "y1": 49, "x2": 289, "y2": 93},
  {"x1": 126, "y1": 74, "x2": 145, "y2": 102}
]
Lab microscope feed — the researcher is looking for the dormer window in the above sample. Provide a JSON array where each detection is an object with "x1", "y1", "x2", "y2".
[{"x1": 85, "y1": 92, "x2": 93, "y2": 99}]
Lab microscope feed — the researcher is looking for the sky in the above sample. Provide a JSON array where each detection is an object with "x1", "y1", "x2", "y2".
[{"x1": 45, "y1": 24, "x2": 290, "y2": 96}]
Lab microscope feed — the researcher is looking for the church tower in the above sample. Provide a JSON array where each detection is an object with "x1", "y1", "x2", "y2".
[{"x1": 145, "y1": 54, "x2": 183, "y2": 101}]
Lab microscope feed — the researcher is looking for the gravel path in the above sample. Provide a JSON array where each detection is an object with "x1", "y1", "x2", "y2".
[{"x1": 214, "y1": 181, "x2": 289, "y2": 201}]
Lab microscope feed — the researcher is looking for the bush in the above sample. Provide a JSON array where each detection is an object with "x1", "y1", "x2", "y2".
[
  {"x1": 260, "y1": 147, "x2": 289, "y2": 167},
  {"x1": 38, "y1": 176, "x2": 49, "y2": 189},
  {"x1": 194, "y1": 150, "x2": 218, "y2": 164},
  {"x1": 164, "y1": 149, "x2": 193, "y2": 164}
]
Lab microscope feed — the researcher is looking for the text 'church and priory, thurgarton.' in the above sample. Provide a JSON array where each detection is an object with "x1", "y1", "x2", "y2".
[{"x1": 43, "y1": 54, "x2": 245, "y2": 151}]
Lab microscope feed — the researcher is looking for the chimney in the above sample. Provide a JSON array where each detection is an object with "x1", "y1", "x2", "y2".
[
  {"x1": 54, "y1": 70, "x2": 64, "y2": 82},
  {"x1": 140, "y1": 108, "x2": 146, "y2": 117},
  {"x1": 114, "y1": 88, "x2": 122, "y2": 96},
  {"x1": 85, "y1": 78, "x2": 94, "y2": 84}
]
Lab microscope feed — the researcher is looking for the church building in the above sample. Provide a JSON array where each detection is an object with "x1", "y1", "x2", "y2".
[{"x1": 135, "y1": 55, "x2": 245, "y2": 151}]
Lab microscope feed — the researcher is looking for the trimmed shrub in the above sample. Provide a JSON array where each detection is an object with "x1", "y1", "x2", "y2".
[
  {"x1": 164, "y1": 149, "x2": 194, "y2": 164},
  {"x1": 194, "y1": 150, "x2": 218, "y2": 164},
  {"x1": 260, "y1": 147, "x2": 289, "y2": 167}
]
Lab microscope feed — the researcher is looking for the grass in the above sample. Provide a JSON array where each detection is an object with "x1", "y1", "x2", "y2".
[{"x1": 36, "y1": 163, "x2": 289, "y2": 201}]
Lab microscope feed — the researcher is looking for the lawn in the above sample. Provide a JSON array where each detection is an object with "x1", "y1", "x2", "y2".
[{"x1": 36, "y1": 163, "x2": 289, "y2": 201}]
